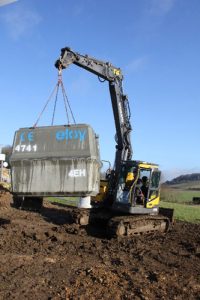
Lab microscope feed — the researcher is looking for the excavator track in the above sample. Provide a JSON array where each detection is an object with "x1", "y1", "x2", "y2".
[
  {"x1": 107, "y1": 215, "x2": 171, "y2": 237},
  {"x1": 69, "y1": 207, "x2": 171, "y2": 237},
  {"x1": 70, "y1": 208, "x2": 90, "y2": 226}
]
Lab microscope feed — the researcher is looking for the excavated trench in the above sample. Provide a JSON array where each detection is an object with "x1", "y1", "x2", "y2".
[{"x1": 0, "y1": 192, "x2": 199, "y2": 299}]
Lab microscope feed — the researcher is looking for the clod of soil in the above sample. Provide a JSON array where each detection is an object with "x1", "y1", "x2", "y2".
[{"x1": 0, "y1": 194, "x2": 199, "y2": 299}]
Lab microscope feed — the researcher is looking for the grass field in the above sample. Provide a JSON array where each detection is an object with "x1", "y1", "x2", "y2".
[
  {"x1": 160, "y1": 182, "x2": 200, "y2": 223},
  {"x1": 161, "y1": 188, "x2": 200, "y2": 203},
  {"x1": 46, "y1": 182, "x2": 200, "y2": 224},
  {"x1": 160, "y1": 201, "x2": 200, "y2": 223},
  {"x1": 46, "y1": 197, "x2": 78, "y2": 206}
]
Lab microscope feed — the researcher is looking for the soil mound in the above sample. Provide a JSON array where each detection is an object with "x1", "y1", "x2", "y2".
[
  {"x1": 0, "y1": 195, "x2": 199, "y2": 299},
  {"x1": 0, "y1": 185, "x2": 12, "y2": 207}
]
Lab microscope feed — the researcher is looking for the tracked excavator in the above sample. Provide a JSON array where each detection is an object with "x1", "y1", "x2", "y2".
[{"x1": 54, "y1": 47, "x2": 174, "y2": 236}]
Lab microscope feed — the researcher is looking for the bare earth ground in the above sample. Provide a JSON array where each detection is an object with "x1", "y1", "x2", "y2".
[{"x1": 0, "y1": 190, "x2": 200, "y2": 300}]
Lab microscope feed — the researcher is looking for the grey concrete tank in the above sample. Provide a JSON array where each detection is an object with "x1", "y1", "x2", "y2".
[{"x1": 10, "y1": 125, "x2": 100, "y2": 197}]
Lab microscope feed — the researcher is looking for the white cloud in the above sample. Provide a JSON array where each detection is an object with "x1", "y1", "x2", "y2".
[
  {"x1": 0, "y1": 0, "x2": 17, "y2": 7},
  {"x1": 1, "y1": 5, "x2": 41, "y2": 40},
  {"x1": 125, "y1": 56, "x2": 148, "y2": 73},
  {"x1": 148, "y1": 0, "x2": 175, "y2": 16}
]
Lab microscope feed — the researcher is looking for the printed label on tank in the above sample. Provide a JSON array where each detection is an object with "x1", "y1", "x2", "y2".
[
  {"x1": 15, "y1": 144, "x2": 37, "y2": 152},
  {"x1": 55, "y1": 128, "x2": 86, "y2": 143},
  {"x1": 14, "y1": 128, "x2": 87, "y2": 153},
  {"x1": 68, "y1": 169, "x2": 86, "y2": 177}
]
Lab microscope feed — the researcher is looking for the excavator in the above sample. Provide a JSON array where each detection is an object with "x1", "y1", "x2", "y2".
[{"x1": 54, "y1": 47, "x2": 174, "y2": 236}]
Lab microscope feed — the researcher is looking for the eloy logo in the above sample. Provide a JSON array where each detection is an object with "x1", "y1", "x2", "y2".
[{"x1": 55, "y1": 128, "x2": 87, "y2": 143}]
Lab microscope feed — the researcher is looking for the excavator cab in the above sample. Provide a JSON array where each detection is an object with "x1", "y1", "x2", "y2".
[{"x1": 112, "y1": 160, "x2": 161, "y2": 215}]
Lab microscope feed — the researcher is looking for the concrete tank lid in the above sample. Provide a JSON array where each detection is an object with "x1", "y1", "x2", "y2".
[{"x1": 17, "y1": 124, "x2": 93, "y2": 130}]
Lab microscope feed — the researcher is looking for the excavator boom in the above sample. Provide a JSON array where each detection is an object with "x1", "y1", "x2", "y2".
[
  {"x1": 55, "y1": 47, "x2": 132, "y2": 181},
  {"x1": 55, "y1": 47, "x2": 123, "y2": 81}
]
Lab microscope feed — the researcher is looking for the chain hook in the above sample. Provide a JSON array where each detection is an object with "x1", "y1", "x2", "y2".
[{"x1": 58, "y1": 65, "x2": 62, "y2": 85}]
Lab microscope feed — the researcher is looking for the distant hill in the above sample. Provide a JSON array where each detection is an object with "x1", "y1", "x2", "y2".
[{"x1": 165, "y1": 173, "x2": 200, "y2": 185}]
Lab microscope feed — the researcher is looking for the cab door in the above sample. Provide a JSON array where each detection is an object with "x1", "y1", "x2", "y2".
[{"x1": 146, "y1": 170, "x2": 161, "y2": 208}]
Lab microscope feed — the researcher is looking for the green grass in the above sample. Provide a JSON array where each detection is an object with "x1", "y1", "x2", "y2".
[
  {"x1": 161, "y1": 188, "x2": 200, "y2": 204},
  {"x1": 160, "y1": 184, "x2": 200, "y2": 223},
  {"x1": 160, "y1": 201, "x2": 200, "y2": 223},
  {"x1": 46, "y1": 197, "x2": 78, "y2": 207},
  {"x1": 45, "y1": 186, "x2": 200, "y2": 224}
]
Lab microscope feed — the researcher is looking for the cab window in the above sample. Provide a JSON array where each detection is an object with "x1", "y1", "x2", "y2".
[{"x1": 151, "y1": 171, "x2": 161, "y2": 189}]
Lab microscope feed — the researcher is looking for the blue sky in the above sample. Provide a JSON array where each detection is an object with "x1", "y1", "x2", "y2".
[{"x1": 0, "y1": 0, "x2": 200, "y2": 179}]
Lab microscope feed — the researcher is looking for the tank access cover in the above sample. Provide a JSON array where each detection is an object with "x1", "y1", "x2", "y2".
[{"x1": 10, "y1": 124, "x2": 101, "y2": 197}]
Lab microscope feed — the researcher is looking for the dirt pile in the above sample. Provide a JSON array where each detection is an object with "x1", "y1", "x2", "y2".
[
  {"x1": 0, "y1": 184, "x2": 12, "y2": 207},
  {"x1": 0, "y1": 195, "x2": 199, "y2": 299}
]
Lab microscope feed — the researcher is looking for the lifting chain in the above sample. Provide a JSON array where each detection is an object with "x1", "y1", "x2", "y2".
[{"x1": 33, "y1": 68, "x2": 76, "y2": 127}]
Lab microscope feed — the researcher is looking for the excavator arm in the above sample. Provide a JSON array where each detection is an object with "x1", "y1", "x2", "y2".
[
  {"x1": 55, "y1": 47, "x2": 132, "y2": 180},
  {"x1": 55, "y1": 47, "x2": 122, "y2": 81}
]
